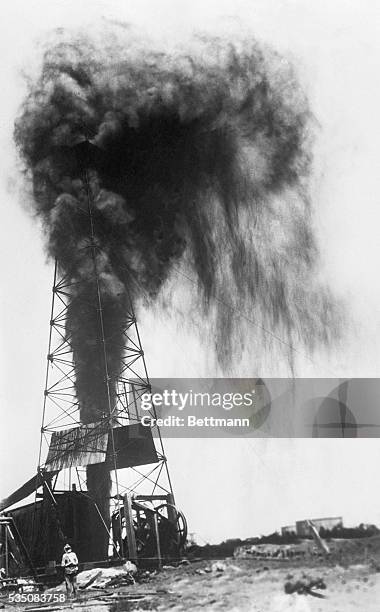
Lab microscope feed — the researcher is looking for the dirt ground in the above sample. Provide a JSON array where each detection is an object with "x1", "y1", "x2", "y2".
[
  {"x1": 2, "y1": 537, "x2": 380, "y2": 611},
  {"x1": 146, "y1": 559, "x2": 380, "y2": 611},
  {"x1": 2, "y1": 559, "x2": 380, "y2": 612}
]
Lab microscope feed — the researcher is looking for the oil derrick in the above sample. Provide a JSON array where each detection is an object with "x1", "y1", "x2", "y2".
[{"x1": 1, "y1": 139, "x2": 186, "y2": 572}]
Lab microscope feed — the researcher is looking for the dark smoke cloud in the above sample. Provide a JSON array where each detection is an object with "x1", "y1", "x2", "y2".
[{"x1": 14, "y1": 26, "x2": 340, "y2": 403}]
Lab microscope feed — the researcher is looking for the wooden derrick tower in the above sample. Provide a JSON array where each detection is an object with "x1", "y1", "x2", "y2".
[{"x1": 0, "y1": 140, "x2": 186, "y2": 575}]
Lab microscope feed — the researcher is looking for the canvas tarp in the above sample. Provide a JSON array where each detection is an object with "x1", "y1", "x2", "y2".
[
  {"x1": 45, "y1": 423, "x2": 108, "y2": 471},
  {"x1": 44, "y1": 423, "x2": 158, "y2": 471}
]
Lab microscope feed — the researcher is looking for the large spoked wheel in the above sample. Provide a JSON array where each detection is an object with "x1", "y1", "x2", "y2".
[
  {"x1": 155, "y1": 503, "x2": 188, "y2": 553},
  {"x1": 112, "y1": 502, "x2": 188, "y2": 562}
]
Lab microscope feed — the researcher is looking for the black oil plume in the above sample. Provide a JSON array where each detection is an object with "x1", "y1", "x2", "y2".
[{"x1": 14, "y1": 27, "x2": 340, "y2": 505}]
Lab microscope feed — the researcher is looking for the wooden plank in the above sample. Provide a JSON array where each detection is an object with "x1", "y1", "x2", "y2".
[
  {"x1": 134, "y1": 495, "x2": 168, "y2": 501},
  {"x1": 0, "y1": 472, "x2": 57, "y2": 512},
  {"x1": 152, "y1": 513, "x2": 162, "y2": 569},
  {"x1": 166, "y1": 493, "x2": 177, "y2": 524},
  {"x1": 123, "y1": 494, "x2": 137, "y2": 562},
  {"x1": 79, "y1": 570, "x2": 102, "y2": 590},
  {"x1": 5, "y1": 523, "x2": 9, "y2": 576}
]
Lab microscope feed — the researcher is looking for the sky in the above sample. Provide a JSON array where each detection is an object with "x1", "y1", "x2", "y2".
[{"x1": 1, "y1": 0, "x2": 380, "y2": 543}]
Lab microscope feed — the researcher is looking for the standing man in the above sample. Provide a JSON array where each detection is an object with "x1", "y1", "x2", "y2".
[{"x1": 61, "y1": 544, "x2": 79, "y2": 598}]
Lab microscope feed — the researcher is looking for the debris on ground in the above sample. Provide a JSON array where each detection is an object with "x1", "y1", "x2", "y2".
[
  {"x1": 46, "y1": 562, "x2": 138, "y2": 594},
  {"x1": 79, "y1": 570, "x2": 102, "y2": 590},
  {"x1": 284, "y1": 573, "x2": 327, "y2": 597},
  {"x1": 211, "y1": 561, "x2": 227, "y2": 572},
  {"x1": 3, "y1": 536, "x2": 380, "y2": 611}
]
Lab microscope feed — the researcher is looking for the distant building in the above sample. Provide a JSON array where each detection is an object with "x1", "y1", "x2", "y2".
[
  {"x1": 296, "y1": 516, "x2": 343, "y2": 537},
  {"x1": 281, "y1": 525, "x2": 296, "y2": 536}
]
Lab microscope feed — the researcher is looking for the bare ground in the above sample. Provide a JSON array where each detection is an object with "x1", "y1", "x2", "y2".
[{"x1": 2, "y1": 537, "x2": 380, "y2": 611}]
